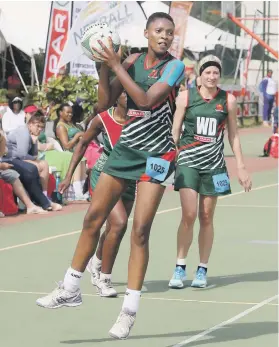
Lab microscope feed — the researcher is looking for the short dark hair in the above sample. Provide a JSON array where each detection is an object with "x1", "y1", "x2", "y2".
[
  {"x1": 28, "y1": 112, "x2": 46, "y2": 125},
  {"x1": 54, "y1": 103, "x2": 72, "y2": 135},
  {"x1": 146, "y1": 12, "x2": 175, "y2": 29},
  {"x1": 56, "y1": 103, "x2": 72, "y2": 119}
]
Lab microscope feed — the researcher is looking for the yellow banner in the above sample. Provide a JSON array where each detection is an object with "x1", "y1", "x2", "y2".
[{"x1": 169, "y1": 1, "x2": 193, "y2": 60}]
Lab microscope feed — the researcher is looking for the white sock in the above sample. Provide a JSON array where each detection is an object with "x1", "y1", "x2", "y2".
[
  {"x1": 176, "y1": 258, "x2": 186, "y2": 266},
  {"x1": 100, "y1": 272, "x2": 111, "y2": 281},
  {"x1": 73, "y1": 181, "x2": 83, "y2": 196},
  {"x1": 199, "y1": 263, "x2": 208, "y2": 268},
  {"x1": 122, "y1": 288, "x2": 141, "y2": 314},
  {"x1": 92, "y1": 254, "x2": 102, "y2": 269},
  {"x1": 43, "y1": 191, "x2": 48, "y2": 197},
  {"x1": 63, "y1": 267, "x2": 83, "y2": 293}
]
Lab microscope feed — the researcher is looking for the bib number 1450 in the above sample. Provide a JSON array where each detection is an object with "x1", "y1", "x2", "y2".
[{"x1": 146, "y1": 157, "x2": 170, "y2": 182}]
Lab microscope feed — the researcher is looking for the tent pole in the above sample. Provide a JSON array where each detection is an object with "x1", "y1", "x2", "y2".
[
  {"x1": 9, "y1": 45, "x2": 28, "y2": 94},
  {"x1": 31, "y1": 56, "x2": 34, "y2": 87},
  {"x1": 31, "y1": 50, "x2": 40, "y2": 90},
  {"x1": 234, "y1": 48, "x2": 243, "y2": 84}
]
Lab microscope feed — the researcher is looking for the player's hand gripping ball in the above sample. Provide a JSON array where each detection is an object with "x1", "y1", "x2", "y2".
[{"x1": 81, "y1": 23, "x2": 120, "y2": 62}]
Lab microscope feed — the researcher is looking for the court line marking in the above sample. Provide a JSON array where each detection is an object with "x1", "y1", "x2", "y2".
[
  {"x1": 0, "y1": 182, "x2": 277, "y2": 253},
  {"x1": 172, "y1": 294, "x2": 279, "y2": 347},
  {"x1": 0, "y1": 289, "x2": 278, "y2": 307}
]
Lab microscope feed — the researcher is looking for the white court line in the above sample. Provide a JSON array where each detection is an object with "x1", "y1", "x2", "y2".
[
  {"x1": 0, "y1": 183, "x2": 277, "y2": 253},
  {"x1": 172, "y1": 294, "x2": 279, "y2": 347},
  {"x1": 0, "y1": 289, "x2": 278, "y2": 307}
]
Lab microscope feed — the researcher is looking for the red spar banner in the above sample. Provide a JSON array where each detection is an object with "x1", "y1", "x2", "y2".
[{"x1": 43, "y1": 2, "x2": 72, "y2": 83}]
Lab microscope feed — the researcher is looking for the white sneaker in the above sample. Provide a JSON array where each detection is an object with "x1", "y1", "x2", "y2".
[
  {"x1": 36, "y1": 282, "x2": 82, "y2": 309},
  {"x1": 96, "y1": 278, "x2": 117, "y2": 297},
  {"x1": 86, "y1": 257, "x2": 101, "y2": 286},
  {"x1": 109, "y1": 309, "x2": 136, "y2": 339}
]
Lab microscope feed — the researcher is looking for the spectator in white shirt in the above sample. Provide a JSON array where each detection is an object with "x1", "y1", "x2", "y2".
[
  {"x1": 2, "y1": 97, "x2": 25, "y2": 134},
  {"x1": 260, "y1": 70, "x2": 277, "y2": 126}
]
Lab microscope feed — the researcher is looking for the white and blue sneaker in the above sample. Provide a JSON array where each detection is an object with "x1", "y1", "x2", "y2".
[
  {"x1": 191, "y1": 267, "x2": 207, "y2": 288},
  {"x1": 168, "y1": 266, "x2": 187, "y2": 288},
  {"x1": 36, "y1": 282, "x2": 82, "y2": 309}
]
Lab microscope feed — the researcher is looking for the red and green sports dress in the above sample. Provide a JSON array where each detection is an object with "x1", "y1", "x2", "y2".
[
  {"x1": 174, "y1": 87, "x2": 231, "y2": 196},
  {"x1": 91, "y1": 107, "x2": 136, "y2": 201},
  {"x1": 103, "y1": 52, "x2": 185, "y2": 184}
]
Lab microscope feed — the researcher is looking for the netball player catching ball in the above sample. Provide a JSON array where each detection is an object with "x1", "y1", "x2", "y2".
[{"x1": 36, "y1": 12, "x2": 185, "y2": 339}]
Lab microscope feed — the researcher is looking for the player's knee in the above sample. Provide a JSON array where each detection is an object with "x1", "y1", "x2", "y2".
[
  {"x1": 111, "y1": 217, "x2": 128, "y2": 235},
  {"x1": 199, "y1": 210, "x2": 213, "y2": 227},
  {"x1": 131, "y1": 221, "x2": 151, "y2": 247},
  {"x1": 182, "y1": 210, "x2": 197, "y2": 226},
  {"x1": 83, "y1": 209, "x2": 105, "y2": 236}
]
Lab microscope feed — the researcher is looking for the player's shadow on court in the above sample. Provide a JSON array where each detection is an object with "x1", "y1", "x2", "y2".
[
  {"x1": 114, "y1": 271, "x2": 278, "y2": 294},
  {"x1": 60, "y1": 321, "x2": 277, "y2": 344}
]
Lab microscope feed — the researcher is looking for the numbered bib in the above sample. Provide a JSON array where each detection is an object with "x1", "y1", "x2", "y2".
[
  {"x1": 212, "y1": 173, "x2": 230, "y2": 193},
  {"x1": 146, "y1": 157, "x2": 170, "y2": 182}
]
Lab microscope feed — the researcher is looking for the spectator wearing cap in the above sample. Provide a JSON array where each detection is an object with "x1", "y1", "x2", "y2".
[
  {"x1": 24, "y1": 105, "x2": 53, "y2": 150},
  {"x1": 2, "y1": 97, "x2": 25, "y2": 134},
  {"x1": 259, "y1": 69, "x2": 277, "y2": 126}
]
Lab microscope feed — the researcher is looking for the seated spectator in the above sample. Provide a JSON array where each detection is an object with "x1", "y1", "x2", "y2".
[
  {"x1": 2, "y1": 97, "x2": 25, "y2": 134},
  {"x1": 0, "y1": 130, "x2": 47, "y2": 214},
  {"x1": 4, "y1": 114, "x2": 62, "y2": 211},
  {"x1": 54, "y1": 103, "x2": 84, "y2": 152},
  {"x1": 25, "y1": 107, "x2": 88, "y2": 201}
]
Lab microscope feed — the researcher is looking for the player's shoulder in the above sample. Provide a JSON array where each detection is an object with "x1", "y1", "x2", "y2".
[
  {"x1": 166, "y1": 58, "x2": 185, "y2": 72},
  {"x1": 224, "y1": 91, "x2": 237, "y2": 111},
  {"x1": 226, "y1": 91, "x2": 236, "y2": 103}
]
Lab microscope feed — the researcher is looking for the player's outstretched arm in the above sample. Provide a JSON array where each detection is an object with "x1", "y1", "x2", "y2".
[
  {"x1": 227, "y1": 93, "x2": 252, "y2": 192},
  {"x1": 60, "y1": 116, "x2": 103, "y2": 193},
  {"x1": 172, "y1": 90, "x2": 188, "y2": 146}
]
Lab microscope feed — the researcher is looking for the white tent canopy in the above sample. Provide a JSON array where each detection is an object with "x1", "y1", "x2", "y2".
[
  {"x1": 0, "y1": 1, "x2": 253, "y2": 56},
  {"x1": 0, "y1": 1, "x2": 51, "y2": 56}
]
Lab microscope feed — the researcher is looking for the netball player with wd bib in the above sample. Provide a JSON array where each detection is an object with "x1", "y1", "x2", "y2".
[
  {"x1": 36, "y1": 12, "x2": 184, "y2": 339},
  {"x1": 169, "y1": 55, "x2": 252, "y2": 289}
]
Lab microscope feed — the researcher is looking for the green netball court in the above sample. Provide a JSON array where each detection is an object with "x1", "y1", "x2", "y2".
[{"x1": 0, "y1": 127, "x2": 278, "y2": 347}]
